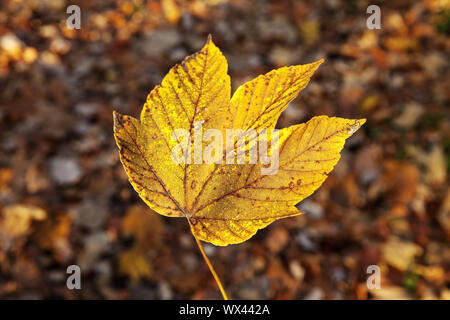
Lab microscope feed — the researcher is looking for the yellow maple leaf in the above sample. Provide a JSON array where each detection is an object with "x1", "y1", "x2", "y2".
[{"x1": 113, "y1": 36, "x2": 365, "y2": 298}]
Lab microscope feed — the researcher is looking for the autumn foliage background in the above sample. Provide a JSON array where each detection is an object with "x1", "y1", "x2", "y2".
[{"x1": 0, "y1": 0, "x2": 449, "y2": 299}]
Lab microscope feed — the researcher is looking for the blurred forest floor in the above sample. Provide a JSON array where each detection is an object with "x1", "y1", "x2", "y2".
[{"x1": 0, "y1": 0, "x2": 449, "y2": 299}]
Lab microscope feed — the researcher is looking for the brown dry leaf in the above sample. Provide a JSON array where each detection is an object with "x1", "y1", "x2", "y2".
[
  {"x1": 35, "y1": 213, "x2": 72, "y2": 262},
  {"x1": 265, "y1": 227, "x2": 290, "y2": 254},
  {"x1": 438, "y1": 189, "x2": 450, "y2": 237},
  {"x1": 416, "y1": 265, "x2": 445, "y2": 285},
  {"x1": 266, "y1": 258, "x2": 298, "y2": 299},
  {"x1": 441, "y1": 289, "x2": 450, "y2": 300},
  {"x1": 0, "y1": 204, "x2": 47, "y2": 239},
  {"x1": 119, "y1": 247, "x2": 153, "y2": 282},
  {"x1": 406, "y1": 145, "x2": 447, "y2": 187},
  {"x1": 394, "y1": 102, "x2": 424, "y2": 129},
  {"x1": 381, "y1": 160, "x2": 419, "y2": 205},
  {"x1": 371, "y1": 286, "x2": 412, "y2": 300},
  {"x1": 0, "y1": 168, "x2": 13, "y2": 190},
  {"x1": 299, "y1": 20, "x2": 320, "y2": 45}
]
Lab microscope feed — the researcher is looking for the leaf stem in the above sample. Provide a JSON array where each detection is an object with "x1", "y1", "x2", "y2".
[{"x1": 193, "y1": 235, "x2": 228, "y2": 300}]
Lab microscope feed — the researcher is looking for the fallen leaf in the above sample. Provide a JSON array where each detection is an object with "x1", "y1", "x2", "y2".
[
  {"x1": 437, "y1": 189, "x2": 450, "y2": 237},
  {"x1": 0, "y1": 204, "x2": 46, "y2": 239},
  {"x1": 416, "y1": 265, "x2": 445, "y2": 285},
  {"x1": 119, "y1": 247, "x2": 153, "y2": 282},
  {"x1": 383, "y1": 237, "x2": 423, "y2": 271},
  {"x1": 441, "y1": 289, "x2": 450, "y2": 300},
  {"x1": 35, "y1": 213, "x2": 72, "y2": 262},
  {"x1": 0, "y1": 168, "x2": 13, "y2": 190},
  {"x1": 394, "y1": 102, "x2": 424, "y2": 129},
  {"x1": 299, "y1": 20, "x2": 320, "y2": 45},
  {"x1": 121, "y1": 205, "x2": 163, "y2": 248},
  {"x1": 371, "y1": 286, "x2": 412, "y2": 300},
  {"x1": 162, "y1": 0, "x2": 181, "y2": 24},
  {"x1": 381, "y1": 160, "x2": 419, "y2": 205},
  {"x1": 113, "y1": 36, "x2": 365, "y2": 246},
  {"x1": 265, "y1": 227, "x2": 289, "y2": 254},
  {"x1": 118, "y1": 206, "x2": 164, "y2": 282},
  {"x1": 407, "y1": 145, "x2": 447, "y2": 187}
]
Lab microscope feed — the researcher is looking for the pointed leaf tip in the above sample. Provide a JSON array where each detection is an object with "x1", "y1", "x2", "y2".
[
  {"x1": 203, "y1": 33, "x2": 218, "y2": 50},
  {"x1": 347, "y1": 118, "x2": 366, "y2": 135}
]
